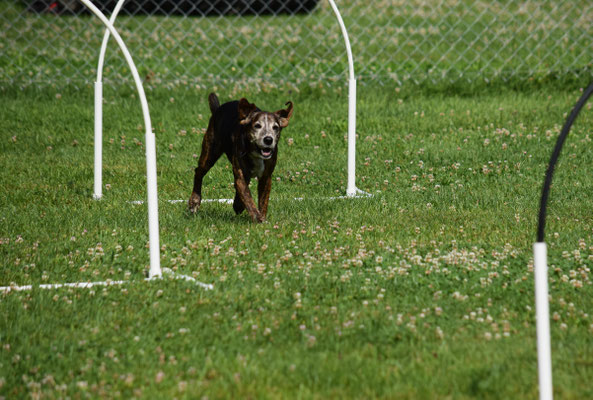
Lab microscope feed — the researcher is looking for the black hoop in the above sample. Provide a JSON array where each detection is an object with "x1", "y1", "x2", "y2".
[{"x1": 537, "y1": 82, "x2": 593, "y2": 242}]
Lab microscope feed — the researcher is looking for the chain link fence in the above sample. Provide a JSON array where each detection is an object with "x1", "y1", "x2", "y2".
[{"x1": 2, "y1": 0, "x2": 593, "y2": 88}]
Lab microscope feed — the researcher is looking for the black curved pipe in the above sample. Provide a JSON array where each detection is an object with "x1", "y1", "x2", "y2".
[{"x1": 537, "y1": 82, "x2": 593, "y2": 242}]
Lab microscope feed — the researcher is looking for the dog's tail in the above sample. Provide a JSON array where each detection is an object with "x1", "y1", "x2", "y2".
[{"x1": 208, "y1": 93, "x2": 220, "y2": 115}]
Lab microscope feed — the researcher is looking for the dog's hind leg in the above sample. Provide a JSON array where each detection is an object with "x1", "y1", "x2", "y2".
[{"x1": 189, "y1": 127, "x2": 222, "y2": 213}]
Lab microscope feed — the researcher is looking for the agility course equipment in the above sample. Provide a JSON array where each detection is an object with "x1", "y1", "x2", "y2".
[
  {"x1": 4, "y1": 0, "x2": 362, "y2": 292},
  {"x1": 0, "y1": 269, "x2": 214, "y2": 293},
  {"x1": 81, "y1": 0, "x2": 161, "y2": 279},
  {"x1": 326, "y1": 0, "x2": 361, "y2": 197},
  {"x1": 92, "y1": 0, "x2": 366, "y2": 203},
  {"x1": 534, "y1": 81, "x2": 593, "y2": 400},
  {"x1": 2, "y1": 0, "x2": 215, "y2": 292},
  {"x1": 1, "y1": 0, "x2": 180, "y2": 292}
]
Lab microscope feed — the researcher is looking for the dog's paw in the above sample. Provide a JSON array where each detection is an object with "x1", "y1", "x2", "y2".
[
  {"x1": 188, "y1": 193, "x2": 201, "y2": 213},
  {"x1": 233, "y1": 200, "x2": 246, "y2": 215},
  {"x1": 252, "y1": 212, "x2": 265, "y2": 223}
]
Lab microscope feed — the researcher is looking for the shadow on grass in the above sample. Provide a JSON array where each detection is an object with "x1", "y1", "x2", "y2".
[{"x1": 182, "y1": 202, "x2": 252, "y2": 225}]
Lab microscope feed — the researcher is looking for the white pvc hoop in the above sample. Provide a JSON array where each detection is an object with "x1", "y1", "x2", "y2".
[
  {"x1": 0, "y1": 0, "x2": 222, "y2": 292},
  {"x1": 93, "y1": 0, "x2": 365, "y2": 200},
  {"x1": 531, "y1": 81, "x2": 593, "y2": 400},
  {"x1": 326, "y1": 0, "x2": 361, "y2": 196},
  {"x1": 80, "y1": 0, "x2": 162, "y2": 278}
]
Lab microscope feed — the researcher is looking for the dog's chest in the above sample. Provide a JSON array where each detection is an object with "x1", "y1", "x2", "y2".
[{"x1": 249, "y1": 154, "x2": 265, "y2": 178}]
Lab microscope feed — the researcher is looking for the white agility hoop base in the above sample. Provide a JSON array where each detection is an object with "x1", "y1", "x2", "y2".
[
  {"x1": 0, "y1": 269, "x2": 213, "y2": 293},
  {"x1": 129, "y1": 191, "x2": 372, "y2": 206},
  {"x1": 533, "y1": 242, "x2": 553, "y2": 400},
  {"x1": 92, "y1": 0, "x2": 367, "y2": 202}
]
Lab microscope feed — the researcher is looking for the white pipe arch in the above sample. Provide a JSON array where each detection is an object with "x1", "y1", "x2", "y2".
[
  {"x1": 93, "y1": 0, "x2": 364, "y2": 200},
  {"x1": 80, "y1": 0, "x2": 162, "y2": 278},
  {"x1": 326, "y1": 0, "x2": 359, "y2": 196}
]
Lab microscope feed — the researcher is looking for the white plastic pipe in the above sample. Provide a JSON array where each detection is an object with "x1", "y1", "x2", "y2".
[
  {"x1": 93, "y1": 80, "x2": 103, "y2": 199},
  {"x1": 96, "y1": 0, "x2": 126, "y2": 83},
  {"x1": 0, "y1": 273, "x2": 214, "y2": 292},
  {"x1": 93, "y1": 0, "x2": 126, "y2": 200},
  {"x1": 79, "y1": 0, "x2": 161, "y2": 278},
  {"x1": 533, "y1": 242, "x2": 553, "y2": 400},
  {"x1": 347, "y1": 77, "x2": 356, "y2": 195},
  {"x1": 327, "y1": 0, "x2": 358, "y2": 196}
]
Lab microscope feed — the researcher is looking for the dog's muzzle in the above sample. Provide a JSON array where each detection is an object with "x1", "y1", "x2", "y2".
[{"x1": 258, "y1": 136, "x2": 275, "y2": 159}]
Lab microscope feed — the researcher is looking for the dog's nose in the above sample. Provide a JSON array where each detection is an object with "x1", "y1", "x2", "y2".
[{"x1": 263, "y1": 136, "x2": 273, "y2": 146}]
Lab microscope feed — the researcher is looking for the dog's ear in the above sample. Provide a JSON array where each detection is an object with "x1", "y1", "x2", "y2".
[
  {"x1": 275, "y1": 101, "x2": 293, "y2": 128},
  {"x1": 238, "y1": 98, "x2": 257, "y2": 125}
]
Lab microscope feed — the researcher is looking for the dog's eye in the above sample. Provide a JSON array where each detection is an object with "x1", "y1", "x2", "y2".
[
  {"x1": 254, "y1": 123, "x2": 262, "y2": 129},
  {"x1": 273, "y1": 125, "x2": 279, "y2": 132}
]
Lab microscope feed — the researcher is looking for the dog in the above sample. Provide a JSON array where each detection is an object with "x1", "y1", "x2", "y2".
[{"x1": 188, "y1": 93, "x2": 293, "y2": 223}]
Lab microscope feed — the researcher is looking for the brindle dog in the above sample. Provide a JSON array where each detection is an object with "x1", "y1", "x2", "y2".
[{"x1": 189, "y1": 93, "x2": 293, "y2": 222}]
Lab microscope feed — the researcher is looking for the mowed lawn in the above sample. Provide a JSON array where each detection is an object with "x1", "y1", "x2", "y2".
[{"x1": 1, "y1": 83, "x2": 593, "y2": 398}]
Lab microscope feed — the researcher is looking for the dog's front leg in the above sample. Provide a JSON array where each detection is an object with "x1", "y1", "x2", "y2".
[
  {"x1": 257, "y1": 174, "x2": 272, "y2": 220},
  {"x1": 232, "y1": 191, "x2": 246, "y2": 215},
  {"x1": 232, "y1": 160, "x2": 263, "y2": 223}
]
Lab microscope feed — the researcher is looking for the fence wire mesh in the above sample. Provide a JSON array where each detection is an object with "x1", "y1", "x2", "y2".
[{"x1": 2, "y1": 0, "x2": 593, "y2": 88}]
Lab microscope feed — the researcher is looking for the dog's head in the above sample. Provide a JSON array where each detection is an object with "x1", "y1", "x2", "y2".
[{"x1": 238, "y1": 98, "x2": 293, "y2": 160}]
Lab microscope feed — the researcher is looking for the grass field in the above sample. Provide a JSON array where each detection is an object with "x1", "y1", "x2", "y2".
[{"x1": 2, "y1": 82, "x2": 593, "y2": 398}]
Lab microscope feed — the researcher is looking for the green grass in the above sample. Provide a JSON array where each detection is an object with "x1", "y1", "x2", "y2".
[{"x1": 2, "y1": 83, "x2": 593, "y2": 398}]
